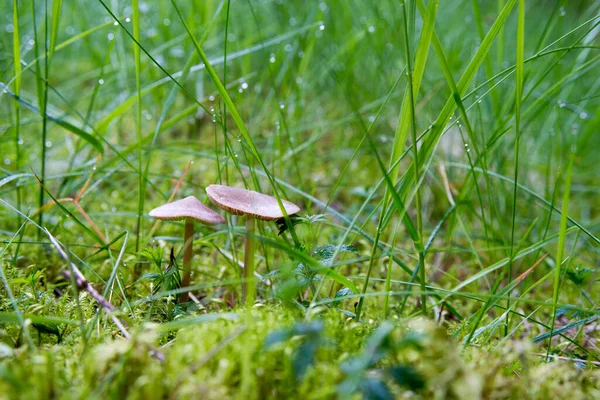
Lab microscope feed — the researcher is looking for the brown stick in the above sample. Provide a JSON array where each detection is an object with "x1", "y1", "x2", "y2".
[{"x1": 45, "y1": 228, "x2": 165, "y2": 362}]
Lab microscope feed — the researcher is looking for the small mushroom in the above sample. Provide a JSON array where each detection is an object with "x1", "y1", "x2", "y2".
[
  {"x1": 149, "y1": 196, "x2": 225, "y2": 303},
  {"x1": 206, "y1": 184, "x2": 300, "y2": 305}
]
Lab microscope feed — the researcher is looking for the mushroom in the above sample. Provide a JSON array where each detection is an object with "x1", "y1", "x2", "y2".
[
  {"x1": 205, "y1": 184, "x2": 300, "y2": 305},
  {"x1": 149, "y1": 196, "x2": 225, "y2": 303}
]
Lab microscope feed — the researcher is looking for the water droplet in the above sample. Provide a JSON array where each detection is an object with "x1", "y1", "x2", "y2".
[
  {"x1": 368, "y1": 115, "x2": 376, "y2": 123},
  {"x1": 579, "y1": 111, "x2": 588, "y2": 120},
  {"x1": 209, "y1": 106, "x2": 215, "y2": 113},
  {"x1": 45, "y1": 140, "x2": 52, "y2": 148},
  {"x1": 211, "y1": 114, "x2": 217, "y2": 123},
  {"x1": 163, "y1": 18, "x2": 171, "y2": 26},
  {"x1": 227, "y1": 33, "x2": 236, "y2": 42},
  {"x1": 319, "y1": 24, "x2": 325, "y2": 31},
  {"x1": 284, "y1": 43, "x2": 293, "y2": 52},
  {"x1": 289, "y1": 17, "x2": 297, "y2": 26},
  {"x1": 279, "y1": 102, "x2": 285, "y2": 110},
  {"x1": 269, "y1": 53, "x2": 276, "y2": 63},
  {"x1": 559, "y1": 7, "x2": 566, "y2": 16},
  {"x1": 4, "y1": 158, "x2": 10, "y2": 165},
  {"x1": 92, "y1": 166, "x2": 97, "y2": 171},
  {"x1": 241, "y1": 82, "x2": 249, "y2": 90},
  {"x1": 209, "y1": 95, "x2": 215, "y2": 102},
  {"x1": 557, "y1": 99, "x2": 566, "y2": 108},
  {"x1": 319, "y1": 2, "x2": 328, "y2": 11},
  {"x1": 98, "y1": 79, "x2": 105, "y2": 85},
  {"x1": 368, "y1": 26, "x2": 375, "y2": 33},
  {"x1": 66, "y1": 26, "x2": 75, "y2": 35},
  {"x1": 238, "y1": 88, "x2": 243, "y2": 93},
  {"x1": 298, "y1": 51, "x2": 305, "y2": 59},
  {"x1": 18, "y1": 138, "x2": 23, "y2": 145},
  {"x1": 295, "y1": 77, "x2": 303, "y2": 85},
  {"x1": 234, "y1": 153, "x2": 238, "y2": 158},
  {"x1": 6, "y1": 24, "x2": 14, "y2": 33},
  {"x1": 111, "y1": 207, "x2": 117, "y2": 212},
  {"x1": 145, "y1": 113, "x2": 151, "y2": 120},
  {"x1": 113, "y1": 21, "x2": 119, "y2": 26},
  {"x1": 28, "y1": 39, "x2": 35, "y2": 46},
  {"x1": 107, "y1": 33, "x2": 115, "y2": 41},
  {"x1": 125, "y1": 17, "x2": 131, "y2": 23}
]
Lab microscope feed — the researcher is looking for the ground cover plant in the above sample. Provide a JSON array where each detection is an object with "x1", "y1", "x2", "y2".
[{"x1": 1, "y1": 0, "x2": 599, "y2": 398}]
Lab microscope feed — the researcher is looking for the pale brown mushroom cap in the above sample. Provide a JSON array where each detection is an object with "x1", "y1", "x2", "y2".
[
  {"x1": 206, "y1": 184, "x2": 300, "y2": 221},
  {"x1": 149, "y1": 196, "x2": 226, "y2": 225}
]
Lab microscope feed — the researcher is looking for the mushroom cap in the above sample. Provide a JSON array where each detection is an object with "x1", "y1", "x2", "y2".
[
  {"x1": 149, "y1": 196, "x2": 226, "y2": 225},
  {"x1": 205, "y1": 184, "x2": 300, "y2": 221}
]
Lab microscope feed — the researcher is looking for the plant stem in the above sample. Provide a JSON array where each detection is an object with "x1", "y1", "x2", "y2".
[
  {"x1": 179, "y1": 219, "x2": 194, "y2": 303},
  {"x1": 244, "y1": 215, "x2": 256, "y2": 306}
]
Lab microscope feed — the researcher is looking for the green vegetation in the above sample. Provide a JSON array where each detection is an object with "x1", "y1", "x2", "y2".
[{"x1": 1, "y1": 0, "x2": 599, "y2": 398}]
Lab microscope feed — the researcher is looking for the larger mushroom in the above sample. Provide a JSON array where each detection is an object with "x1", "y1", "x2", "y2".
[
  {"x1": 206, "y1": 184, "x2": 300, "y2": 306},
  {"x1": 149, "y1": 196, "x2": 225, "y2": 303}
]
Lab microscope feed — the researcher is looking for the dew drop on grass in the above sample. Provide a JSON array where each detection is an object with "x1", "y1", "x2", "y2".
[
  {"x1": 227, "y1": 33, "x2": 236, "y2": 42},
  {"x1": 269, "y1": 54, "x2": 276, "y2": 63},
  {"x1": 6, "y1": 24, "x2": 14, "y2": 33},
  {"x1": 45, "y1": 140, "x2": 52, "y2": 148},
  {"x1": 284, "y1": 43, "x2": 293, "y2": 52},
  {"x1": 66, "y1": 26, "x2": 75, "y2": 35},
  {"x1": 163, "y1": 18, "x2": 170, "y2": 26},
  {"x1": 319, "y1": 24, "x2": 325, "y2": 31},
  {"x1": 241, "y1": 82, "x2": 249, "y2": 90},
  {"x1": 368, "y1": 115, "x2": 375, "y2": 123},
  {"x1": 296, "y1": 77, "x2": 303, "y2": 85},
  {"x1": 319, "y1": 2, "x2": 328, "y2": 11},
  {"x1": 368, "y1": 26, "x2": 375, "y2": 33},
  {"x1": 298, "y1": 51, "x2": 305, "y2": 59},
  {"x1": 18, "y1": 138, "x2": 23, "y2": 145},
  {"x1": 125, "y1": 17, "x2": 131, "y2": 23},
  {"x1": 579, "y1": 111, "x2": 588, "y2": 120},
  {"x1": 107, "y1": 33, "x2": 115, "y2": 41},
  {"x1": 559, "y1": 7, "x2": 566, "y2": 16},
  {"x1": 209, "y1": 95, "x2": 215, "y2": 102},
  {"x1": 289, "y1": 17, "x2": 297, "y2": 26},
  {"x1": 4, "y1": 158, "x2": 10, "y2": 165},
  {"x1": 557, "y1": 99, "x2": 566, "y2": 108},
  {"x1": 98, "y1": 79, "x2": 104, "y2": 85},
  {"x1": 279, "y1": 102, "x2": 285, "y2": 110},
  {"x1": 113, "y1": 21, "x2": 119, "y2": 26}
]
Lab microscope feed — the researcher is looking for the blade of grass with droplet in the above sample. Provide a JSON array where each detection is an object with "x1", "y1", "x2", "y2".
[
  {"x1": 132, "y1": 0, "x2": 144, "y2": 260},
  {"x1": 387, "y1": 0, "x2": 438, "y2": 192},
  {"x1": 546, "y1": 146, "x2": 576, "y2": 359},
  {"x1": 506, "y1": 0, "x2": 526, "y2": 336}
]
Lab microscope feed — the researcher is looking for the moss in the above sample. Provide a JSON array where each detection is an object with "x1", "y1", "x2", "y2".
[{"x1": 1, "y1": 306, "x2": 599, "y2": 399}]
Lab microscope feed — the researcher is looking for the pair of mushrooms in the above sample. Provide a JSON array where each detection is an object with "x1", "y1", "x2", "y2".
[{"x1": 149, "y1": 184, "x2": 300, "y2": 305}]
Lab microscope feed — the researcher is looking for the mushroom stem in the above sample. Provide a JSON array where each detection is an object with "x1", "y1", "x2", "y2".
[
  {"x1": 180, "y1": 219, "x2": 194, "y2": 303},
  {"x1": 243, "y1": 215, "x2": 256, "y2": 306}
]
